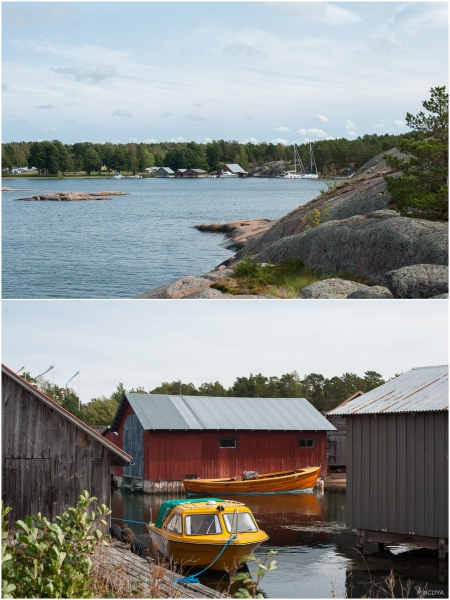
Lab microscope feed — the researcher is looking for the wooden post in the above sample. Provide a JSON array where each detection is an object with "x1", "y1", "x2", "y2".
[
  {"x1": 438, "y1": 538, "x2": 448, "y2": 561},
  {"x1": 356, "y1": 529, "x2": 365, "y2": 553},
  {"x1": 378, "y1": 542, "x2": 385, "y2": 552}
]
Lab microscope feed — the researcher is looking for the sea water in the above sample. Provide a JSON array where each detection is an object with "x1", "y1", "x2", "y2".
[
  {"x1": 2, "y1": 177, "x2": 323, "y2": 299},
  {"x1": 111, "y1": 489, "x2": 448, "y2": 598}
]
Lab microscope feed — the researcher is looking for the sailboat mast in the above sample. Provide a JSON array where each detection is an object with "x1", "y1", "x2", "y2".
[{"x1": 294, "y1": 143, "x2": 296, "y2": 173}]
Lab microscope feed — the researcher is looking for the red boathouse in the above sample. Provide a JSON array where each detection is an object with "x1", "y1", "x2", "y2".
[{"x1": 105, "y1": 394, "x2": 335, "y2": 494}]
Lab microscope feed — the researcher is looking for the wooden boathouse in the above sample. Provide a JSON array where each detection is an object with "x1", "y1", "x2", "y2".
[
  {"x1": 2, "y1": 365, "x2": 131, "y2": 526},
  {"x1": 105, "y1": 393, "x2": 336, "y2": 493},
  {"x1": 327, "y1": 365, "x2": 448, "y2": 559}
]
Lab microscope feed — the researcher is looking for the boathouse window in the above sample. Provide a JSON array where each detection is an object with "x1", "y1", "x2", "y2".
[
  {"x1": 218, "y1": 438, "x2": 238, "y2": 449},
  {"x1": 167, "y1": 513, "x2": 182, "y2": 534},
  {"x1": 185, "y1": 514, "x2": 222, "y2": 535},
  {"x1": 298, "y1": 438, "x2": 315, "y2": 448},
  {"x1": 223, "y1": 512, "x2": 258, "y2": 534}
]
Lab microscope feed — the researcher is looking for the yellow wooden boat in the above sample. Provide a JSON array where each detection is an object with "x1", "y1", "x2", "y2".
[
  {"x1": 146, "y1": 498, "x2": 268, "y2": 572},
  {"x1": 183, "y1": 466, "x2": 321, "y2": 496}
]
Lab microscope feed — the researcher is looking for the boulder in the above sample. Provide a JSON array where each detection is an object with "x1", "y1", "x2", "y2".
[
  {"x1": 202, "y1": 268, "x2": 235, "y2": 281},
  {"x1": 298, "y1": 279, "x2": 369, "y2": 299},
  {"x1": 347, "y1": 286, "x2": 394, "y2": 299},
  {"x1": 384, "y1": 264, "x2": 449, "y2": 299},
  {"x1": 257, "y1": 212, "x2": 447, "y2": 285},
  {"x1": 136, "y1": 276, "x2": 211, "y2": 299}
]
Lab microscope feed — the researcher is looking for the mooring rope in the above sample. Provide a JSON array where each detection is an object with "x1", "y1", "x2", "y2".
[
  {"x1": 111, "y1": 517, "x2": 149, "y2": 526},
  {"x1": 172, "y1": 535, "x2": 237, "y2": 585}
]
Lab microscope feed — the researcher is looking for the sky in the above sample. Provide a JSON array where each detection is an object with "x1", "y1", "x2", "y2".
[
  {"x1": 2, "y1": 1, "x2": 448, "y2": 145},
  {"x1": 2, "y1": 300, "x2": 448, "y2": 402}
]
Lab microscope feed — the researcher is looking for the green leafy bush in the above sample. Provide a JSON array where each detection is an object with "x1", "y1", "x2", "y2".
[
  {"x1": 232, "y1": 551, "x2": 277, "y2": 598},
  {"x1": 2, "y1": 491, "x2": 111, "y2": 598}
]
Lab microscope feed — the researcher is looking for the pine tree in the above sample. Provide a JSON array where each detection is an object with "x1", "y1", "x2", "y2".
[{"x1": 384, "y1": 86, "x2": 448, "y2": 220}]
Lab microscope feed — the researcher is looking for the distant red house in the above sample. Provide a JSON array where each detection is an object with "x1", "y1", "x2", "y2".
[
  {"x1": 105, "y1": 394, "x2": 335, "y2": 493},
  {"x1": 219, "y1": 163, "x2": 248, "y2": 177}
]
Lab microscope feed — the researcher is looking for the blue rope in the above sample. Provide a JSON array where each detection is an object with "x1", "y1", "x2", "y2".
[
  {"x1": 172, "y1": 535, "x2": 237, "y2": 585},
  {"x1": 111, "y1": 517, "x2": 149, "y2": 526}
]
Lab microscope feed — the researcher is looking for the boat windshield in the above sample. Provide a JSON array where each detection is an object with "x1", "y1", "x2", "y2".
[
  {"x1": 223, "y1": 512, "x2": 258, "y2": 534},
  {"x1": 185, "y1": 514, "x2": 222, "y2": 535}
]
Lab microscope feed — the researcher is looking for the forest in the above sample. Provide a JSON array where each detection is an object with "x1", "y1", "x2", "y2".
[
  {"x1": 2, "y1": 133, "x2": 410, "y2": 176},
  {"x1": 22, "y1": 369, "x2": 390, "y2": 426}
]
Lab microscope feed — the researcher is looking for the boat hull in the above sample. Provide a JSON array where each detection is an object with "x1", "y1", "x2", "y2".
[
  {"x1": 183, "y1": 467, "x2": 321, "y2": 496},
  {"x1": 147, "y1": 526, "x2": 266, "y2": 571}
]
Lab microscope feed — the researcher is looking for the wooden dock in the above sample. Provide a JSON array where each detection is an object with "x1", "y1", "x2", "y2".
[{"x1": 92, "y1": 542, "x2": 225, "y2": 598}]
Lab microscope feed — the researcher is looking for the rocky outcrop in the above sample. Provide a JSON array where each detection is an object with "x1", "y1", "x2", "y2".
[
  {"x1": 136, "y1": 276, "x2": 212, "y2": 299},
  {"x1": 298, "y1": 279, "x2": 369, "y2": 299},
  {"x1": 384, "y1": 264, "x2": 449, "y2": 299},
  {"x1": 194, "y1": 219, "x2": 274, "y2": 251},
  {"x1": 256, "y1": 211, "x2": 447, "y2": 285},
  {"x1": 15, "y1": 191, "x2": 127, "y2": 201},
  {"x1": 347, "y1": 286, "x2": 394, "y2": 299}
]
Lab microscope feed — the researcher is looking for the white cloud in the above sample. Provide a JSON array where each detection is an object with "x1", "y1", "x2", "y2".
[
  {"x1": 205, "y1": 137, "x2": 213, "y2": 143},
  {"x1": 397, "y1": 5, "x2": 448, "y2": 34},
  {"x1": 64, "y1": 119, "x2": 76, "y2": 124},
  {"x1": 272, "y1": 2, "x2": 362, "y2": 26},
  {"x1": 51, "y1": 65, "x2": 117, "y2": 83},
  {"x1": 112, "y1": 109, "x2": 131, "y2": 119},
  {"x1": 38, "y1": 104, "x2": 56, "y2": 110},
  {"x1": 41, "y1": 127, "x2": 58, "y2": 132},
  {"x1": 3, "y1": 4, "x2": 74, "y2": 28},
  {"x1": 183, "y1": 114, "x2": 205, "y2": 121},
  {"x1": 271, "y1": 138, "x2": 288, "y2": 145},
  {"x1": 129, "y1": 137, "x2": 139, "y2": 143},
  {"x1": 344, "y1": 120, "x2": 355, "y2": 129},
  {"x1": 312, "y1": 114, "x2": 329, "y2": 123},
  {"x1": 161, "y1": 112, "x2": 173, "y2": 118},
  {"x1": 374, "y1": 122, "x2": 386, "y2": 129},
  {"x1": 274, "y1": 126, "x2": 291, "y2": 132},
  {"x1": 369, "y1": 34, "x2": 406, "y2": 56},
  {"x1": 244, "y1": 115, "x2": 252, "y2": 120},
  {"x1": 222, "y1": 44, "x2": 268, "y2": 60},
  {"x1": 393, "y1": 119, "x2": 405, "y2": 127},
  {"x1": 296, "y1": 128, "x2": 333, "y2": 140},
  {"x1": 242, "y1": 137, "x2": 259, "y2": 144},
  {"x1": 347, "y1": 131, "x2": 357, "y2": 138},
  {"x1": 168, "y1": 137, "x2": 186, "y2": 143},
  {"x1": 144, "y1": 138, "x2": 158, "y2": 143}
]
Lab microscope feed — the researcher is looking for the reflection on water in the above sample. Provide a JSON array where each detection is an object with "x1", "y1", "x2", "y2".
[{"x1": 111, "y1": 490, "x2": 448, "y2": 598}]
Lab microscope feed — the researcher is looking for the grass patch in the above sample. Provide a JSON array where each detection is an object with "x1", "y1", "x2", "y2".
[{"x1": 212, "y1": 256, "x2": 377, "y2": 298}]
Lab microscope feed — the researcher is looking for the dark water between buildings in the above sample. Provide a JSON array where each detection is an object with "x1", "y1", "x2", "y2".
[
  {"x1": 111, "y1": 489, "x2": 448, "y2": 598},
  {"x1": 2, "y1": 177, "x2": 323, "y2": 299}
]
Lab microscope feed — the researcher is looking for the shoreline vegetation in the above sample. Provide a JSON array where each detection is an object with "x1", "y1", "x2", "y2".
[{"x1": 3, "y1": 132, "x2": 410, "y2": 179}]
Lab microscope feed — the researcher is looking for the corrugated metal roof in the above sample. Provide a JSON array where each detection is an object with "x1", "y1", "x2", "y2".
[
  {"x1": 225, "y1": 163, "x2": 246, "y2": 173},
  {"x1": 327, "y1": 366, "x2": 448, "y2": 415},
  {"x1": 123, "y1": 394, "x2": 335, "y2": 431}
]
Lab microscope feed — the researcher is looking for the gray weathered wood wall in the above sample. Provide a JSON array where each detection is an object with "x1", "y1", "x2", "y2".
[
  {"x1": 2, "y1": 372, "x2": 113, "y2": 526},
  {"x1": 347, "y1": 412, "x2": 448, "y2": 539},
  {"x1": 122, "y1": 414, "x2": 144, "y2": 478}
]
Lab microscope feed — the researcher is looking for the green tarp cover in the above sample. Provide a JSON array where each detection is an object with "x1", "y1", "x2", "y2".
[{"x1": 154, "y1": 498, "x2": 224, "y2": 528}]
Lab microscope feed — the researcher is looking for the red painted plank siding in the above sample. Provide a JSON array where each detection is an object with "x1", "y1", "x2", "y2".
[
  {"x1": 145, "y1": 430, "x2": 327, "y2": 480},
  {"x1": 108, "y1": 404, "x2": 327, "y2": 480}
]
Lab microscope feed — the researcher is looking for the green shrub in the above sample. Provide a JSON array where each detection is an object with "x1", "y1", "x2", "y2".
[{"x1": 2, "y1": 491, "x2": 111, "y2": 598}]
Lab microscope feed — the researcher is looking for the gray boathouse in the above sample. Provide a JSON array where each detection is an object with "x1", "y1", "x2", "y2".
[
  {"x1": 2, "y1": 365, "x2": 131, "y2": 526},
  {"x1": 327, "y1": 365, "x2": 448, "y2": 559}
]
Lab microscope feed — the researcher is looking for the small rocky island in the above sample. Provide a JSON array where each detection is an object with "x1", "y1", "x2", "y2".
[{"x1": 15, "y1": 191, "x2": 127, "y2": 201}]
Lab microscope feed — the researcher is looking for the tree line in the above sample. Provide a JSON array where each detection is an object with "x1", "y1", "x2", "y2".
[
  {"x1": 22, "y1": 369, "x2": 388, "y2": 426},
  {"x1": 2, "y1": 133, "x2": 409, "y2": 176}
]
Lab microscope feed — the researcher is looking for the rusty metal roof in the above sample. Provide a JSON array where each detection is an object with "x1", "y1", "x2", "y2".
[
  {"x1": 111, "y1": 394, "x2": 336, "y2": 432},
  {"x1": 327, "y1": 366, "x2": 448, "y2": 415}
]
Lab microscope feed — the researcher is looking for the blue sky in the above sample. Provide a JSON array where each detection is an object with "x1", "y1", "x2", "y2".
[
  {"x1": 2, "y1": 300, "x2": 448, "y2": 402},
  {"x1": 2, "y1": 1, "x2": 448, "y2": 145}
]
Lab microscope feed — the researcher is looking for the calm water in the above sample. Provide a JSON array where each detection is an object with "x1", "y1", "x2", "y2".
[
  {"x1": 2, "y1": 177, "x2": 323, "y2": 299},
  {"x1": 111, "y1": 489, "x2": 448, "y2": 598}
]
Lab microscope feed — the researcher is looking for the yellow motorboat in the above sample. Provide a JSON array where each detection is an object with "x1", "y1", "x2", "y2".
[
  {"x1": 183, "y1": 466, "x2": 321, "y2": 495},
  {"x1": 146, "y1": 498, "x2": 268, "y2": 572}
]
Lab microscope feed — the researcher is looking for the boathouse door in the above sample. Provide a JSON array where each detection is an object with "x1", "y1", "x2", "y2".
[{"x1": 122, "y1": 414, "x2": 144, "y2": 478}]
